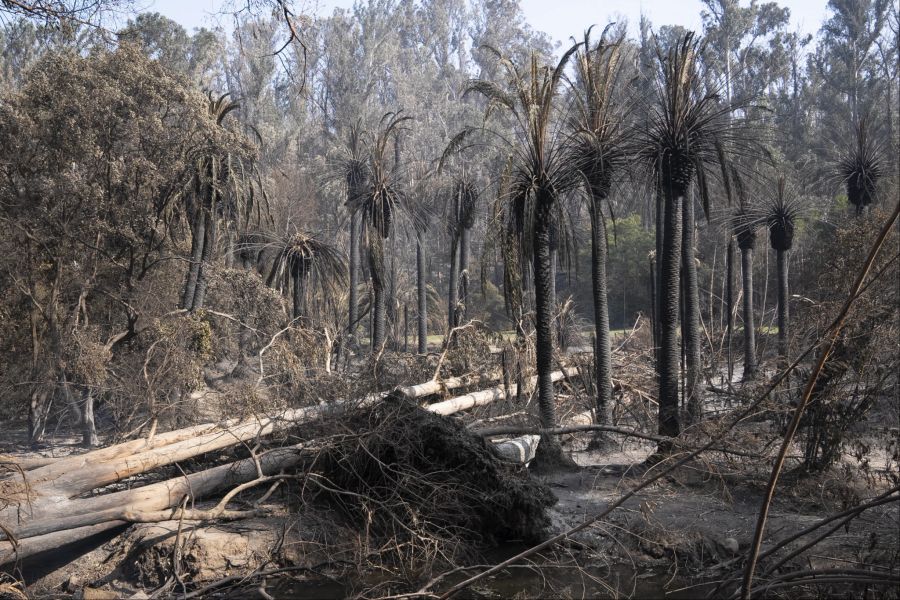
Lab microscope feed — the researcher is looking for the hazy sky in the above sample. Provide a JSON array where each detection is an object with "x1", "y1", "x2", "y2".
[{"x1": 144, "y1": 0, "x2": 833, "y2": 45}]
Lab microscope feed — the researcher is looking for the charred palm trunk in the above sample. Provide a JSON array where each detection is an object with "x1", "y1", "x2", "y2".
[
  {"x1": 657, "y1": 178, "x2": 685, "y2": 448},
  {"x1": 448, "y1": 235, "x2": 459, "y2": 331},
  {"x1": 589, "y1": 193, "x2": 612, "y2": 426},
  {"x1": 737, "y1": 230, "x2": 757, "y2": 379},
  {"x1": 654, "y1": 186, "x2": 664, "y2": 359},
  {"x1": 223, "y1": 228, "x2": 235, "y2": 269},
  {"x1": 348, "y1": 210, "x2": 360, "y2": 338},
  {"x1": 182, "y1": 208, "x2": 206, "y2": 310},
  {"x1": 459, "y1": 225, "x2": 470, "y2": 324},
  {"x1": 725, "y1": 239, "x2": 735, "y2": 384},
  {"x1": 533, "y1": 197, "x2": 557, "y2": 429},
  {"x1": 370, "y1": 233, "x2": 386, "y2": 354},
  {"x1": 192, "y1": 194, "x2": 217, "y2": 311},
  {"x1": 776, "y1": 249, "x2": 789, "y2": 360},
  {"x1": 417, "y1": 231, "x2": 427, "y2": 354},
  {"x1": 681, "y1": 193, "x2": 702, "y2": 423}
]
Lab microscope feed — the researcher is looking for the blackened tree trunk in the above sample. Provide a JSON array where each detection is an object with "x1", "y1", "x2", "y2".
[
  {"x1": 654, "y1": 187, "x2": 664, "y2": 356},
  {"x1": 459, "y1": 225, "x2": 470, "y2": 323},
  {"x1": 739, "y1": 238, "x2": 757, "y2": 379},
  {"x1": 681, "y1": 193, "x2": 702, "y2": 423},
  {"x1": 725, "y1": 239, "x2": 735, "y2": 384},
  {"x1": 532, "y1": 200, "x2": 557, "y2": 430},
  {"x1": 348, "y1": 210, "x2": 360, "y2": 338},
  {"x1": 447, "y1": 236, "x2": 459, "y2": 331},
  {"x1": 223, "y1": 228, "x2": 235, "y2": 269},
  {"x1": 417, "y1": 231, "x2": 427, "y2": 354},
  {"x1": 776, "y1": 249, "x2": 789, "y2": 360},
  {"x1": 657, "y1": 186, "x2": 683, "y2": 447},
  {"x1": 589, "y1": 197, "x2": 612, "y2": 425},
  {"x1": 192, "y1": 200, "x2": 217, "y2": 311},
  {"x1": 370, "y1": 234, "x2": 386, "y2": 353},
  {"x1": 182, "y1": 209, "x2": 205, "y2": 310}
]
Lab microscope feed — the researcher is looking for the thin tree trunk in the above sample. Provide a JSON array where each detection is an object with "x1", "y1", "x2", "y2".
[
  {"x1": 28, "y1": 388, "x2": 50, "y2": 445},
  {"x1": 657, "y1": 188, "x2": 683, "y2": 446},
  {"x1": 655, "y1": 187, "x2": 664, "y2": 357},
  {"x1": 192, "y1": 200, "x2": 217, "y2": 311},
  {"x1": 223, "y1": 228, "x2": 235, "y2": 269},
  {"x1": 459, "y1": 226, "x2": 470, "y2": 323},
  {"x1": 532, "y1": 201, "x2": 557, "y2": 430},
  {"x1": 81, "y1": 388, "x2": 99, "y2": 448},
  {"x1": 403, "y1": 305, "x2": 409, "y2": 352},
  {"x1": 709, "y1": 245, "x2": 717, "y2": 332},
  {"x1": 649, "y1": 258, "x2": 657, "y2": 355},
  {"x1": 726, "y1": 239, "x2": 735, "y2": 384},
  {"x1": 417, "y1": 231, "x2": 428, "y2": 354},
  {"x1": 292, "y1": 268, "x2": 302, "y2": 320},
  {"x1": 681, "y1": 193, "x2": 702, "y2": 423},
  {"x1": 740, "y1": 245, "x2": 757, "y2": 379},
  {"x1": 348, "y1": 211, "x2": 360, "y2": 338},
  {"x1": 181, "y1": 209, "x2": 205, "y2": 310},
  {"x1": 776, "y1": 249, "x2": 789, "y2": 360},
  {"x1": 370, "y1": 235, "x2": 386, "y2": 353},
  {"x1": 448, "y1": 236, "x2": 459, "y2": 331},
  {"x1": 589, "y1": 198, "x2": 611, "y2": 426}
]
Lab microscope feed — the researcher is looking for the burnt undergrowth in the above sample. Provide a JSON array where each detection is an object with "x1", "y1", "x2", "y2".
[{"x1": 300, "y1": 395, "x2": 556, "y2": 578}]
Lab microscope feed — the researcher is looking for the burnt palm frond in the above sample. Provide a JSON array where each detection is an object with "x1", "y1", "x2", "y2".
[
  {"x1": 764, "y1": 176, "x2": 802, "y2": 252},
  {"x1": 444, "y1": 172, "x2": 480, "y2": 240},
  {"x1": 837, "y1": 117, "x2": 883, "y2": 214},
  {"x1": 456, "y1": 43, "x2": 581, "y2": 263},
  {"x1": 264, "y1": 229, "x2": 347, "y2": 315},
  {"x1": 566, "y1": 26, "x2": 633, "y2": 199},
  {"x1": 636, "y1": 32, "x2": 762, "y2": 215}
]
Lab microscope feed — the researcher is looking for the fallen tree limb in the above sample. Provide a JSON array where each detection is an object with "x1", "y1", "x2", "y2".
[
  {"x1": 398, "y1": 371, "x2": 501, "y2": 400},
  {"x1": 0, "y1": 444, "x2": 308, "y2": 563},
  {"x1": 473, "y1": 424, "x2": 764, "y2": 458},
  {"x1": 426, "y1": 368, "x2": 578, "y2": 416}
]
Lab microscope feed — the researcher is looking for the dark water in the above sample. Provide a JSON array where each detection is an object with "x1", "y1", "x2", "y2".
[{"x1": 270, "y1": 561, "x2": 717, "y2": 599}]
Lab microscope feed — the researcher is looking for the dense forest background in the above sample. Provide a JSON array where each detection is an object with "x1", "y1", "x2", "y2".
[{"x1": 0, "y1": 0, "x2": 896, "y2": 442}]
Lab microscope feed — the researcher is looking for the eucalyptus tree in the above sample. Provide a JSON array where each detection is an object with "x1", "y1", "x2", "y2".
[
  {"x1": 446, "y1": 43, "x2": 580, "y2": 431},
  {"x1": 348, "y1": 112, "x2": 411, "y2": 354},
  {"x1": 0, "y1": 47, "x2": 234, "y2": 444},
  {"x1": 565, "y1": 27, "x2": 631, "y2": 428},
  {"x1": 636, "y1": 33, "x2": 753, "y2": 445},
  {"x1": 764, "y1": 177, "x2": 799, "y2": 360}
]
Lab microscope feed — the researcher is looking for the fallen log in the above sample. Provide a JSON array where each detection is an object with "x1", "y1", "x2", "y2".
[
  {"x1": 426, "y1": 368, "x2": 579, "y2": 416},
  {"x1": 1, "y1": 444, "x2": 308, "y2": 564},
  {"x1": 397, "y1": 371, "x2": 501, "y2": 400},
  {"x1": 1, "y1": 367, "x2": 574, "y2": 566}
]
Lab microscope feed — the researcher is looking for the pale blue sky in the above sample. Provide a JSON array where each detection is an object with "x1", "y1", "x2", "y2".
[{"x1": 142, "y1": 0, "x2": 832, "y2": 44}]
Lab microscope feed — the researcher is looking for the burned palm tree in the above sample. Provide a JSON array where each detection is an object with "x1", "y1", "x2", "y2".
[
  {"x1": 445, "y1": 174, "x2": 479, "y2": 330},
  {"x1": 348, "y1": 112, "x2": 410, "y2": 354},
  {"x1": 636, "y1": 33, "x2": 753, "y2": 446},
  {"x1": 733, "y1": 203, "x2": 759, "y2": 380},
  {"x1": 264, "y1": 231, "x2": 347, "y2": 322},
  {"x1": 333, "y1": 120, "x2": 371, "y2": 341},
  {"x1": 445, "y1": 43, "x2": 580, "y2": 432},
  {"x1": 838, "y1": 118, "x2": 883, "y2": 216},
  {"x1": 565, "y1": 27, "x2": 631, "y2": 429},
  {"x1": 765, "y1": 177, "x2": 800, "y2": 361},
  {"x1": 182, "y1": 92, "x2": 265, "y2": 312}
]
